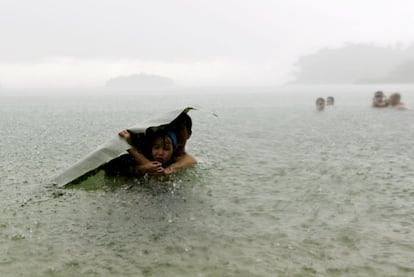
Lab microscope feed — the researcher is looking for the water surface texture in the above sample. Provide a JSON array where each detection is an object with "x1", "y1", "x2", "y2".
[{"x1": 1, "y1": 87, "x2": 414, "y2": 276}]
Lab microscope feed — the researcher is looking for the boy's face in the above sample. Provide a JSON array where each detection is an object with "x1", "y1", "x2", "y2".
[{"x1": 151, "y1": 136, "x2": 174, "y2": 165}]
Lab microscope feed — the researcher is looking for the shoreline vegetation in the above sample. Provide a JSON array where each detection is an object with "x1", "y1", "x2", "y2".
[
  {"x1": 2, "y1": 43, "x2": 414, "y2": 92},
  {"x1": 292, "y1": 43, "x2": 414, "y2": 85}
]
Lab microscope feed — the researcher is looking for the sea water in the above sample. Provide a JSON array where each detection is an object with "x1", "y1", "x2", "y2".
[{"x1": 1, "y1": 86, "x2": 414, "y2": 276}]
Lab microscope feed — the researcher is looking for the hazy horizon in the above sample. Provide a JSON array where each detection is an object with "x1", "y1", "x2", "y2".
[{"x1": 1, "y1": 0, "x2": 414, "y2": 90}]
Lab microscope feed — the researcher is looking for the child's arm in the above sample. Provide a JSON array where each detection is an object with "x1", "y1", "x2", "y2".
[
  {"x1": 127, "y1": 148, "x2": 163, "y2": 174},
  {"x1": 164, "y1": 153, "x2": 197, "y2": 174},
  {"x1": 119, "y1": 129, "x2": 163, "y2": 174}
]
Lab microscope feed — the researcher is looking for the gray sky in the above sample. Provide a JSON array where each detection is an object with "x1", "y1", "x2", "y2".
[{"x1": 1, "y1": 0, "x2": 414, "y2": 89}]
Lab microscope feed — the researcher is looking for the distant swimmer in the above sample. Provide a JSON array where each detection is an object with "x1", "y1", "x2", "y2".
[
  {"x1": 326, "y1": 96, "x2": 335, "y2": 106},
  {"x1": 316, "y1": 97, "x2": 325, "y2": 111},
  {"x1": 372, "y1": 91, "x2": 388, "y2": 108},
  {"x1": 388, "y1": 92, "x2": 407, "y2": 110}
]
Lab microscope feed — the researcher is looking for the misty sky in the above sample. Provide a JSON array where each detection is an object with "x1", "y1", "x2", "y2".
[{"x1": 1, "y1": 0, "x2": 414, "y2": 89}]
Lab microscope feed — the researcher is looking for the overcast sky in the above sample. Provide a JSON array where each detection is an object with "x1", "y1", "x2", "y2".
[{"x1": 1, "y1": 0, "x2": 414, "y2": 89}]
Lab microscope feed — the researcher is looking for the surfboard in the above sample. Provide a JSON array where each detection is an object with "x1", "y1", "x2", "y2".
[{"x1": 52, "y1": 107, "x2": 195, "y2": 187}]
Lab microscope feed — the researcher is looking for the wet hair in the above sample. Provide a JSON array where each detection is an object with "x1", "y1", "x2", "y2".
[
  {"x1": 143, "y1": 127, "x2": 177, "y2": 160},
  {"x1": 392, "y1": 92, "x2": 400, "y2": 98},
  {"x1": 316, "y1": 97, "x2": 325, "y2": 104},
  {"x1": 389, "y1": 93, "x2": 401, "y2": 105},
  {"x1": 170, "y1": 112, "x2": 192, "y2": 134}
]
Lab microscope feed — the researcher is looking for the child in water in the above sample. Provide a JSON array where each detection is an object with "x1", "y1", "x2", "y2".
[
  {"x1": 316, "y1": 97, "x2": 325, "y2": 111},
  {"x1": 388, "y1": 92, "x2": 407, "y2": 110},
  {"x1": 142, "y1": 129, "x2": 178, "y2": 174},
  {"x1": 103, "y1": 129, "x2": 178, "y2": 177},
  {"x1": 372, "y1": 91, "x2": 388, "y2": 107},
  {"x1": 119, "y1": 112, "x2": 197, "y2": 176}
]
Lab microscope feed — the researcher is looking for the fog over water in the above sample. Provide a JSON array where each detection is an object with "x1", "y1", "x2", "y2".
[
  {"x1": 1, "y1": 0, "x2": 414, "y2": 275},
  {"x1": 1, "y1": 0, "x2": 414, "y2": 89}
]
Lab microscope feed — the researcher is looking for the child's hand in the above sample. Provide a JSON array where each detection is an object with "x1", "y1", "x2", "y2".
[
  {"x1": 118, "y1": 130, "x2": 132, "y2": 144},
  {"x1": 144, "y1": 161, "x2": 163, "y2": 174},
  {"x1": 163, "y1": 167, "x2": 175, "y2": 175}
]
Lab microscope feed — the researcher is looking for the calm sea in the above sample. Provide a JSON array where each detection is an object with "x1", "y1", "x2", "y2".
[{"x1": 1, "y1": 85, "x2": 414, "y2": 276}]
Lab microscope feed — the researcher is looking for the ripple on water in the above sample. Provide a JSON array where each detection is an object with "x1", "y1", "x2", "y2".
[{"x1": 1, "y1": 93, "x2": 414, "y2": 276}]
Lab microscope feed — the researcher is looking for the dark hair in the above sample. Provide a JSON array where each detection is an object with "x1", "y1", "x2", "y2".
[
  {"x1": 170, "y1": 112, "x2": 192, "y2": 133},
  {"x1": 316, "y1": 97, "x2": 325, "y2": 104},
  {"x1": 142, "y1": 127, "x2": 177, "y2": 165}
]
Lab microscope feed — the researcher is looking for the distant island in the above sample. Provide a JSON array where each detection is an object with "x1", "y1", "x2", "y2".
[
  {"x1": 105, "y1": 73, "x2": 175, "y2": 90},
  {"x1": 356, "y1": 60, "x2": 414, "y2": 84},
  {"x1": 291, "y1": 43, "x2": 414, "y2": 84}
]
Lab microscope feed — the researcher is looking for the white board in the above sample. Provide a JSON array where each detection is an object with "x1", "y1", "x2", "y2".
[{"x1": 52, "y1": 107, "x2": 195, "y2": 187}]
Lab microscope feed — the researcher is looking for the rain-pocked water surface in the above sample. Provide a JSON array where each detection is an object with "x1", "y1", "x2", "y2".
[{"x1": 1, "y1": 86, "x2": 414, "y2": 276}]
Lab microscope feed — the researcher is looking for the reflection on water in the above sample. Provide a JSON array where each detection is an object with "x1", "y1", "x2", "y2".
[{"x1": 1, "y1": 87, "x2": 414, "y2": 276}]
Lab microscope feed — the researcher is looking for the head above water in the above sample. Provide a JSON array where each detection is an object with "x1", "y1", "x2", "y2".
[
  {"x1": 388, "y1": 92, "x2": 401, "y2": 106},
  {"x1": 374, "y1": 90, "x2": 384, "y2": 98},
  {"x1": 372, "y1": 90, "x2": 388, "y2": 107},
  {"x1": 326, "y1": 96, "x2": 334, "y2": 106},
  {"x1": 171, "y1": 112, "x2": 192, "y2": 134},
  {"x1": 316, "y1": 97, "x2": 325, "y2": 111},
  {"x1": 170, "y1": 112, "x2": 193, "y2": 155},
  {"x1": 148, "y1": 130, "x2": 177, "y2": 166}
]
